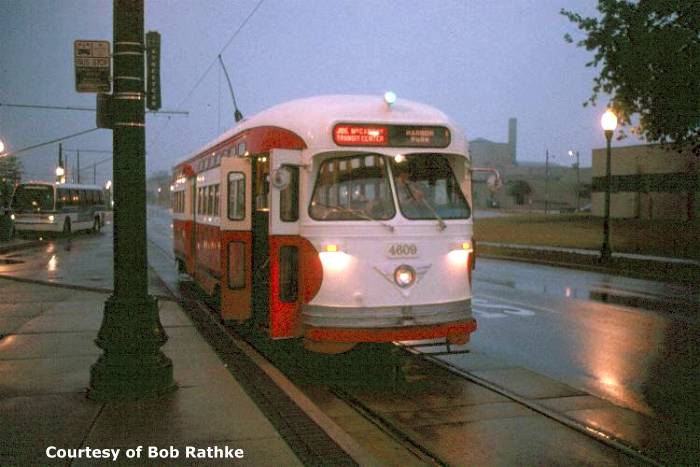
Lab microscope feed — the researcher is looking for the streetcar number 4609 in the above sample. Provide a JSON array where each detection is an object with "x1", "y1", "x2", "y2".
[{"x1": 386, "y1": 243, "x2": 419, "y2": 258}]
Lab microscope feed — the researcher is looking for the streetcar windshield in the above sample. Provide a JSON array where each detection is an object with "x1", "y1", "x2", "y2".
[
  {"x1": 12, "y1": 184, "x2": 55, "y2": 213},
  {"x1": 390, "y1": 154, "x2": 470, "y2": 220},
  {"x1": 309, "y1": 154, "x2": 396, "y2": 220}
]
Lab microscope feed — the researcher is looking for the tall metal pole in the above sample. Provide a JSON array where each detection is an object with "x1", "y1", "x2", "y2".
[
  {"x1": 545, "y1": 149, "x2": 549, "y2": 214},
  {"x1": 575, "y1": 150, "x2": 580, "y2": 211},
  {"x1": 89, "y1": 0, "x2": 175, "y2": 400},
  {"x1": 600, "y1": 131, "x2": 613, "y2": 260},
  {"x1": 77, "y1": 150, "x2": 81, "y2": 184}
]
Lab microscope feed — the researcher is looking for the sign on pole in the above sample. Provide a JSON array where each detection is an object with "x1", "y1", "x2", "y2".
[
  {"x1": 74, "y1": 40, "x2": 111, "y2": 93},
  {"x1": 146, "y1": 31, "x2": 161, "y2": 111}
]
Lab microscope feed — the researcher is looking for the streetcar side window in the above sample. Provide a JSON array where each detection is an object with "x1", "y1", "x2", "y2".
[
  {"x1": 280, "y1": 166, "x2": 299, "y2": 222},
  {"x1": 227, "y1": 172, "x2": 245, "y2": 220},
  {"x1": 213, "y1": 184, "x2": 220, "y2": 217}
]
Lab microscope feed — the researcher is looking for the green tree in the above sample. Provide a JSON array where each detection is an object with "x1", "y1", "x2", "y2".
[
  {"x1": 0, "y1": 156, "x2": 22, "y2": 208},
  {"x1": 562, "y1": 1, "x2": 700, "y2": 155},
  {"x1": 507, "y1": 180, "x2": 532, "y2": 205}
]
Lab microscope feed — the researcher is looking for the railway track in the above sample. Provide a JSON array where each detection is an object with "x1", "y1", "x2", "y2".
[{"x1": 147, "y1": 235, "x2": 659, "y2": 466}]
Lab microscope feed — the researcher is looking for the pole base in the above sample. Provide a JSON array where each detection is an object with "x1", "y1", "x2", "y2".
[{"x1": 88, "y1": 295, "x2": 177, "y2": 401}]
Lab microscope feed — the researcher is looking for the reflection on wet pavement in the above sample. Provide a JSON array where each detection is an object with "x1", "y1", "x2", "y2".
[
  {"x1": 0, "y1": 225, "x2": 170, "y2": 298},
  {"x1": 475, "y1": 260, "x2": 700, "y2": 315}
]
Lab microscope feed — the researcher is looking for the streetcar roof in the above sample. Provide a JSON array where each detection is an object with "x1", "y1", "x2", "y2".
[{"x1": 176, "y1": 95, "x2": 467, "y2": 168}]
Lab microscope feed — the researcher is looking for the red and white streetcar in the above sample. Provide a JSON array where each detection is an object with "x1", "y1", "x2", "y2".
[{"x1": 172, "y1": 94, "x2": 476, "y2": 353}]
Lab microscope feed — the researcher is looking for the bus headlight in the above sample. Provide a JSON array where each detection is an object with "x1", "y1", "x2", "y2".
[{"x1": 394, "y1": 264, "x2": 416, "y2": 288}]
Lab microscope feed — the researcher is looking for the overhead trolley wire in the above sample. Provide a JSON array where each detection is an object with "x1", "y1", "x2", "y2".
[{"x1": 176, "y1": 0, "x2": 265, "y2": 107}]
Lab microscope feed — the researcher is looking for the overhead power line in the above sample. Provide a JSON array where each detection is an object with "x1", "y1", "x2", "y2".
[
  {"x1": 3, "y1": 128, "x2": 101, "y2": 158},
  {"x1": 178, "y1": 0, "x2": 265, "y2": 106},
  {"x1": 0, "y1": 102, "x2": 188, "y2": 116}
]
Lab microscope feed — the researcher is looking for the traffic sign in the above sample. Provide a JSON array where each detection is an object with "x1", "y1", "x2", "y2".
[{"x1": 74, "y1": 40, "x2": 111, "y2": 93}]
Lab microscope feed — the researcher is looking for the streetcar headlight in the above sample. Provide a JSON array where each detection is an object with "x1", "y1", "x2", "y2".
[
  {"x1": 48, "y1": 215, "x2": 54, "y2": 222},
  {"x1": 10, "y1": 214, "x2": 15, "y2": 220},
  {"x1": 448, "y1": 241, "x2": 473, "y2": 264},
  {"x1": 394, "y1": 264, "x2": 416, "y2": 288}
]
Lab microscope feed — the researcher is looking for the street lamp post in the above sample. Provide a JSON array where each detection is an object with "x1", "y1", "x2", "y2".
[
  {"x1": 89, "y1": 0, "x2": 175, "y2": 400},
  {"x1": 568, "y1": 150, "x2": 580, "y2": 211},
  {"x1": 545, "y1": 150, "x2": 554, "y2": 214},
  {"x1": 600, "y1": 109, "x2": 617, "y2": 261}
]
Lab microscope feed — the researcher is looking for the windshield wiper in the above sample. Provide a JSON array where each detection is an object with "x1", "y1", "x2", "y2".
[
  {"x1": 313, "y1": 202, "x2": 394, "y2": 233},
  {"x1": 419, "y1": 198, "x2": 447, "y2": 231},
  {"x1": 402, "y1": 183, "x2": 446, "y2": 232}
]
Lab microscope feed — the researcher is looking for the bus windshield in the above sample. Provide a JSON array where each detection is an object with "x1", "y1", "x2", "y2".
[
  {"x1": 12, "y1": 184, "x2": 55, "y2": 213},
  {"x1": 391, "y1": 154, "x2": 471, "y2": 220}
]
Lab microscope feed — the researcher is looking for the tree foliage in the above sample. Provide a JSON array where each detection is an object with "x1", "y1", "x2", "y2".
[
  {"x1": 562, "y1": 1, "x2": 700, "y2": 155},
  {"x1": 0, "y1": 156, "x2": 22, "y2": 207}
]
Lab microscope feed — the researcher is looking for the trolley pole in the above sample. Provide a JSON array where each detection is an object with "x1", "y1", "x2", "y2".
[{"x1": 89, "y1": 0, "x2": 175, "y2": 400}]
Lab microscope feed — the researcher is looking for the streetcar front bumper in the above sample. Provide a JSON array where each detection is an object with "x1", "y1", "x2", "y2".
[{"x1": 301, "y1": 299, "x2": 475, "y2": 343}]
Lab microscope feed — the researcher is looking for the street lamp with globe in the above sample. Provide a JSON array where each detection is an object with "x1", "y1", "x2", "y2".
[{"x1": 600, "y1": 109, "x2": 618, "y2": 260}]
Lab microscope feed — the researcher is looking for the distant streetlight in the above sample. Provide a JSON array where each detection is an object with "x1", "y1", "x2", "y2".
[
  {"x1": 545, "y1": 150, "x2": 555, "y2": 214},
  {"x1": 55, "y1": 165, "x2": 66, "y2": 184},
  {"x1": 568, "y1": 150, "x2": 580, "y2": 211},
  {"x1": 0, "y1": 138, "x2": 6, "y2": 155},
  {"x1": 600, "y1": 109, "x2": 618, "y2": 260}
]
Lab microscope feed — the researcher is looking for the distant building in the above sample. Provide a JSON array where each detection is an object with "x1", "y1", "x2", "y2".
[
  {"x1": 470, "y1": 118, "x2": 591, "y2": 211},
  {"x1": 470, "y1": 118, "x2": 517, "y2": 169},
  {"x1": 591, "y1": 144, "x2": 699, "y2": 220}
]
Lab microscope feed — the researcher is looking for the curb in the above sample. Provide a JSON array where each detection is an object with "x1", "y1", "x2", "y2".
[
  {"x1": 477, "y1": 246, "x2": 700, "y2": 284},
  {"x1": 0, "y1": 240, "x2": 45, "y2": 255}
]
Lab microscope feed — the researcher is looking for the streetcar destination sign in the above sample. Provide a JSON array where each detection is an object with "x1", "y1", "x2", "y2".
[
  {"x1": 333, "y1": 124, "x2": 451, "y2": 148},
  {"x1": 74, "y1": 40, "x2": 111, "y2": 93}
]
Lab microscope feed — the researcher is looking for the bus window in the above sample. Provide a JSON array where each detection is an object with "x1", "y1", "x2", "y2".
[
  {"x1": 70, "y1": 190, "x2": 79, "y2": 205},
  {"x1": 79, "y1": 190, "x2": 87, "y2": 206},
  {"x1": 280, "y1": 166, "x2": 299, "y2": 222},
  {"x1": 228, "y1": 172, "x2": 245, "y2": 220},
  {"x1": 11, "y1": 184, "x2": 54, "y2": 212},
  {"x1": 57, "y1": 188, "x2": 69, "y2": 209}
]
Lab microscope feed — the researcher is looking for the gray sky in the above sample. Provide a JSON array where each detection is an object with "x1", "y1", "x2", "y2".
[{"x1": 0, "y1": 0, "x2": 642, "y2": 185}]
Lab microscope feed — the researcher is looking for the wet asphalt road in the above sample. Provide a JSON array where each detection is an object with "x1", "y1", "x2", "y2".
[{"x1": 2, "y1": 206, "x2": 698, "y2": 431}]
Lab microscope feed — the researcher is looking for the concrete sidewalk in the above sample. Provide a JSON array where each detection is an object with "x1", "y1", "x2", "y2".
[{"x1": 0, "y1": 277, "x2": 303, "y2": 466}]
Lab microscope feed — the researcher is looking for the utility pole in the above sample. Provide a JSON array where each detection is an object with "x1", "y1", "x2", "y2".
[
  {"x1": 89, "y1": 0, "x2": 175, "y2": 400},
  {"x1": 545, "y1": 149, "x2": 550, "y2": 214},
  {"x1": 77, "y1": 150, "x2": 81, "y2": 184}
]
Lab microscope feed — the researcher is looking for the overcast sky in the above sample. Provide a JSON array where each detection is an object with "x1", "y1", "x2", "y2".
[{"x1": 0, "y1": 0, "x2": 643, "y2": 185}]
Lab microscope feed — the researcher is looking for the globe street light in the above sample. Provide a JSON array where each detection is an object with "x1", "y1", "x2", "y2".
[{"x1": 600, "y1": 109, "x2": 617, "y2": 260}]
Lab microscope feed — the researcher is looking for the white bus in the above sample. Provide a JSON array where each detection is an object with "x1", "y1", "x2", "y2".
[{"x1": 11, "y1": 182, "x2": 107, "y2": 235}]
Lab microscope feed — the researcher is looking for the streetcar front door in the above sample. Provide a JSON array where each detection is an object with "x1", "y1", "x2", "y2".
[{"x1": 219, "y1": 156, "x2": 253, "y2": 322}]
